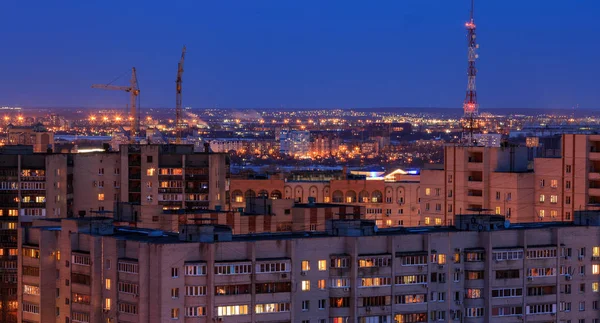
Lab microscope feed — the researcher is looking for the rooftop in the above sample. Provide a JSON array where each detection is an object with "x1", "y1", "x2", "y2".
[{"x1": 30, "y1": 213, "x2": 597, "y2": 245}]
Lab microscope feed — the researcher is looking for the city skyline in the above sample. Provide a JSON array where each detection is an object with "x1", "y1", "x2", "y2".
[{"x1": 1, "y1": 0, "x2": 599, "y2": 110}]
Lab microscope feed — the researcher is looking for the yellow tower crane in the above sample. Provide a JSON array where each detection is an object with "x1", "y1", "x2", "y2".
[
  {"x1": 92, "y1": 67, "x2": 140, "y2": 140},
  {"x1": 176, "y1": 46, "x2": 186, "y2": 144}
]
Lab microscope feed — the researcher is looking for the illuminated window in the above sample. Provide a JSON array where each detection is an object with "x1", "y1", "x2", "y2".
[
  {"x1": 318, "y1": 260, "x2": 326, "y2": 271},
  {"x1": 593, "y1": 282, "x2": 599, "y2": 293},
  {"x1": 425, "y1": 188, "x2": 431, "y2": 196},
  {"x1": 438, "y1": 254, "x2": 447, "y2": 265},
  {"x1": 424, "y1": 217, "x2": 430, "y2": 225},
  {"x1": 318, "y1": 279, "x2": 326, "y2": 290},
  {"x1": 105, "y1": 279, "x2": 111, "y2": 290},
  {"x1": 495, "y1": 207, "x2": 501, "y2": 215},
  {"x1": 593, "y1": 247, "x2": 600, "y2": 257},
  {"x1": 386, "y1": 219, "x2": 392, "y2": 226},
  {"x1": 301, "y1": 261, "x2": 310, "y2": 271},
  {"x1": 147, "y1": 168, "x2": 155, "y2": 176},
  {"x1": 235, "y1": 196, "x2": 243, "y2": 203},
  {"x1": 550, "y1": 210, "x2": 558, "y2": 218},
  {"x1": 550, "y1": 179, "x2": 558, "y2": 188},
  {"x1": 539, "y1": 195, "x2": 545, "y2": 203},
  {"x1": 301, "y1": 280, "x2": 310, "y2": 291},
  {"x1": 8, "y1": 210, "x2": 17, "y2": 217},
  {"x1": 539, "y1": 210, "x2": 545, "y2": 218},
  {"x1": 7, "y1": 223, "x2": 16, "y2": 230},
  {"x1": 216, "y1": 305, "x2": 248, "y2": 316},
  {"x1": 435, "y1": 218, "x2": 442, "y2": 225},
  {"x1": 35, "y1": 196, "x2": 45, "y2": 203},
  {"x1": 324, "y1": 197, "x2": 330, "y2": 203},
  {"x1": 593, "y1": 264, "x2": 599, "y2": 275},
  {"x1": 104, "y1": 298, "x2": 111, "y2": 310},
  {"x1": 550, "y1": 195, "x2": 558, "y2": 203},
  {"x1": 98, "y1": 193, "x2": 104, "y2": 201},
  {"x1": 171, "y1": 308, "x2": 179, "y2": 319}
]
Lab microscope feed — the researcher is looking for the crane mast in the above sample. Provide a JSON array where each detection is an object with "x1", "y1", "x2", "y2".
[
  {"x1": 176, "y1": 46, "x2": 187, "y2": 144},
  {"x1": 91, "y1": 67, "x2": 140, "y2": 141}
]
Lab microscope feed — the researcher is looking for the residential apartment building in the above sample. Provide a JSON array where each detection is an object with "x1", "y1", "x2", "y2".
[
  {"x1": 18, "y1": 212, "x2": 600, "y2": 323},
  {"x1": 114, "y1": 198, "x2": 365, "y2": 235},
  {"x1": 6, "y1": 123, "x2": 54, "y2": 153},
  {"x1": 420, "y1": 134, "x2": 600, "y2": 226},
  {"x1": 420, "y1": 145, "x2": 536, "y2": 226},
  {"x1": 0, "y1": 144, "x2": 228, "y2": 322},
  {"x1": 230, "y1": 170, "x2": 421, "y2": 227}
]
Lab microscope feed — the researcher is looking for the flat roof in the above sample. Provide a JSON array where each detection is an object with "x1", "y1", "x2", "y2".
[{"x1": 32, "y1": 216, "x2": 591, "y2": 245}]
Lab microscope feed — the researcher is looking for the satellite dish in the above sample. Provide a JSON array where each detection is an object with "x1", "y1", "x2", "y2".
[{"x1": 504, "y1": 220, "x2": 510, "y2": 229}]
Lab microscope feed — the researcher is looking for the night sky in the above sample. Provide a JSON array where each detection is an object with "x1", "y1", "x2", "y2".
[{"x1": 1, "y1": 0, "x2": 599, "y2": 110}]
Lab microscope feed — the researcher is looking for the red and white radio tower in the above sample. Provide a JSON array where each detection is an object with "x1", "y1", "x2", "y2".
[{"x1": 463, "y1": 0, "x2": 478, "y2": 141}]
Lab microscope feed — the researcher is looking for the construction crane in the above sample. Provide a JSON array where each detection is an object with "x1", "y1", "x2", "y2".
[
  {"x1": 92, "y1": 67, "x2": 140, "y2": 140},
  {"x1": 175, "y1": 46, "x2": 187, "y2": 143}
]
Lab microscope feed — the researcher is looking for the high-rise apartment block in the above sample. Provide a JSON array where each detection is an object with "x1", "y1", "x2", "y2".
[
  {"x1": 420, "y1": 134, "x2": 600, "y2": 226},
  {"x1": 18, "y1": 212, "x2": 600, "y2": 323},
  {"x1": 0, "y1": 144, "x2": 229, "y2": 322}
]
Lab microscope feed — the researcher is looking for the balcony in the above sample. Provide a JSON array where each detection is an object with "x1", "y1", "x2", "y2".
[
  {"x1": 128, "y1": 173, "x2": 141, "y2": 180},
  {"x1": 158, "y1": 188, "x2": 183, "y2": 194},
  {"x1": 20, "y1": 176, "x2": 45, "y2": 182},
  {"x1": 589, "y1": 188, "x2": 600, "y2": 197},
  {"x1": 590, "y1": 152, "x2": 600, "y2": 161},
  {"x1": 358, "y1": 305, "x2": 391, "y2": 317}
]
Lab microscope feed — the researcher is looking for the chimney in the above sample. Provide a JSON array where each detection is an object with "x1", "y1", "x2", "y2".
[{"x1": 342, "y1": 166, "x2": 348, "y2": 179}]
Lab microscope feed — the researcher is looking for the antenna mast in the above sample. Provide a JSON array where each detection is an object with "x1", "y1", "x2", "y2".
[
  {"x1": 462, "y1": 0, "x2": 479, "y2": 145},
  {"x1": 176, "y1": 46, "x2": 187, "y2": 144}
]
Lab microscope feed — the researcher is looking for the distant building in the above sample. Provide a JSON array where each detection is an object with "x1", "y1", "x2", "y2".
[
  {"x1": 7, "y1": 123, "x2": 54, "y2": 153},
  {"x1": 279, "y1": 130, "x2": 310, "y2": 157},
  {"x1": 472, "y1": 133, "x2": 502, "y2": 147},
  {"x1": 309, "y1": 131, "x2": 340, "y2": 157}
]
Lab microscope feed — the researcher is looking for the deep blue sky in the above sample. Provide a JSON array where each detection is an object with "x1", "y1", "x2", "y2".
[{"x1": 1, "y1": 0, "x2": 599, "y2": 110}]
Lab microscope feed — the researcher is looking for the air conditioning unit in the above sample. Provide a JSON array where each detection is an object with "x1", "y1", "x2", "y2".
[
  {"x1": 578, "y1": 255, "x2": 584, "y2": 260},
  {"x1": 300, "y1": 271, "x2": 307, "y2": 276},
  {"x1": 422, "y1": 283, "x2": 428, "y2": 288},
  {"x1": 380, "y1": 306, "x2": 386, "y2": 310},
  {"x1": 438, "y1": 265, "x2": 444, "y2": 269},
  {"x1": 566, "y1": 274, "x2": 572, "y2": 281},
  {"x1": 343, "y1": 288, "x2": 350, "y2": 292},
  {"x1": 366, "y1": 307, "x2": 371, "y2": 312},
  {"x1": 280, "y1": 273, "x2": 288, "y2": 279},
  {"x1": 455, "y1": 300, "x2": 462, "y2": 305},
  {"x1": 418, "y1": 265, "x2": 425, "y2": 271},
  {"x1": 527, "y1": 276, "x2": 533, "y2": 281}
]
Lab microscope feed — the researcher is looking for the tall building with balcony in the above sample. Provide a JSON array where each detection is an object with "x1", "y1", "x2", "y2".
[
  {"x1": 0, "y1": 144, "x2": 229, "y2": 322},
  {"x1": 420, "y1": 145, "x2": 535, "y2": 225},
  {"x1": 17, "y1": 213, "x2": 600, "y2": 323}
]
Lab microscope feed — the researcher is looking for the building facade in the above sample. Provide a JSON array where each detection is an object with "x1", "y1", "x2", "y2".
[{"x1": 17, "y1": 213, "x2": 600, "y2": 323}]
